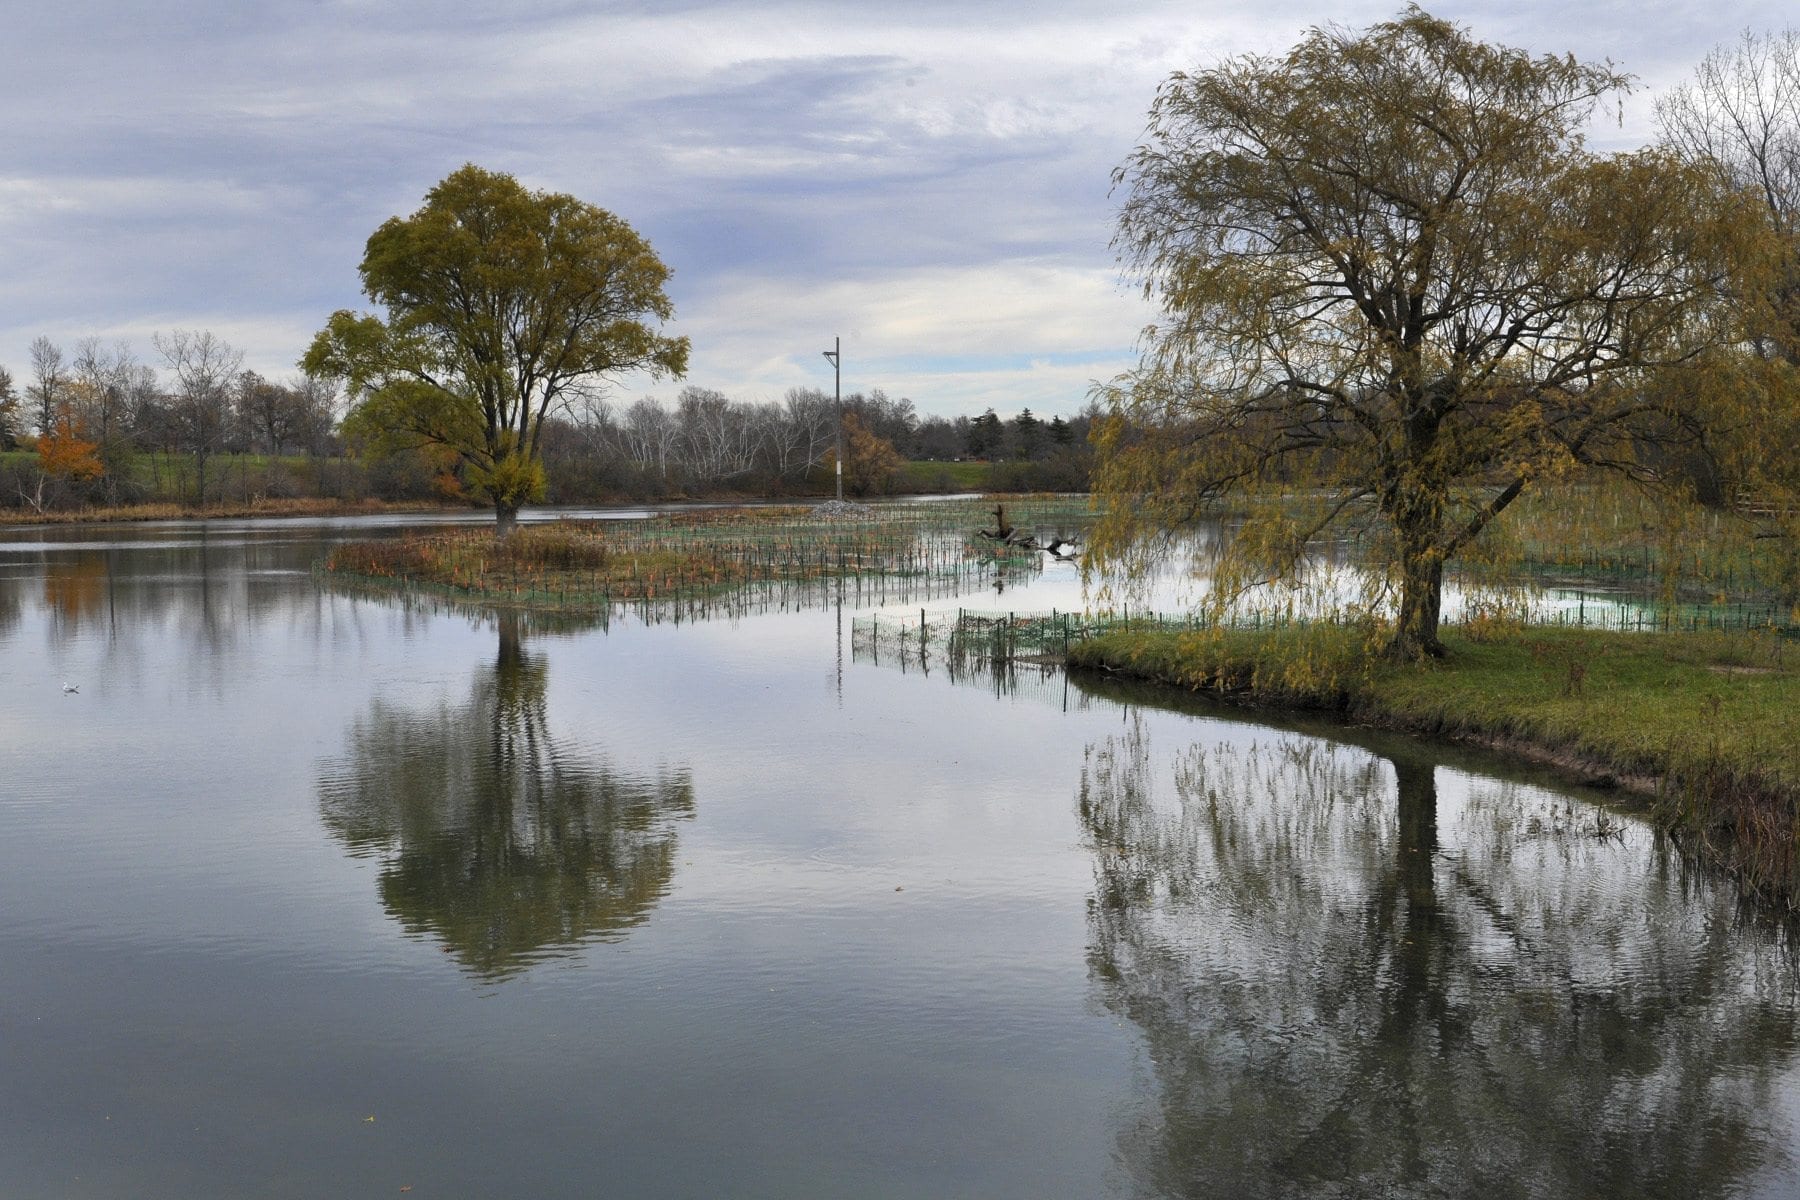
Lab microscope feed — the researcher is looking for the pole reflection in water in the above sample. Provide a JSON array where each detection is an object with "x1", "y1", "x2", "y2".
[
  {"x1": 1080, "y1": 717, "x2": 1800, "y2": 1199},
  {"x1": 317, "y1": 612, "x2": 695, "y2": 981}
]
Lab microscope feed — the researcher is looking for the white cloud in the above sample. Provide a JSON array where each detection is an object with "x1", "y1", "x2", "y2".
[
  {"x1": 0, "y1": 312, "x2": 325, "y2": 384},
  {"x1": 613, "y1": 259, "x2": 1151, "y2": 416},
  {"x1": 0, "y1": 175, "x2": 295, "y2": 225}
]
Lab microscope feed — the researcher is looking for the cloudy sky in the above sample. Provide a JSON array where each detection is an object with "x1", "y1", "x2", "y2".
[{"x1": 2, "y1": 0, "x2": 1792, "y2": 419}]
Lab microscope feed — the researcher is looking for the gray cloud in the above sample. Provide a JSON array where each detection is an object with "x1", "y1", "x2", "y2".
[{"x1": 2, "y1": 1, "x2": 1794, "y2": 416}]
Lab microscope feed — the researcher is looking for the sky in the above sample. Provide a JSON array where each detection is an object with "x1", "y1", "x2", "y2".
[{"x1": 2, "y1": 0, "x2": 1793, "y2": 421}]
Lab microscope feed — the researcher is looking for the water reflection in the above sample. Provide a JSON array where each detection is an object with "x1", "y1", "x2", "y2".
[
  {"x1": 1080, "y1": 720, "x2": 1800, "y2": 1198},
  {"x1": 43, "y1": 553, "x2": 110, "y2": 626},
  {"x1": 0, "y1": 565, "x2": 19, "y2": 639},
  {"x1": 318, "y1": 614, "x2": 695, "y2": 980},
  {"x1": 1, "y1": 526, "x2": 350, "y2": 687}
]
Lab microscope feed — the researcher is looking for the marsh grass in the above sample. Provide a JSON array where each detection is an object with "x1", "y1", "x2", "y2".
[
  {"x1": 321, "y1": 499, "x2": 1087, "y2": 610},
  {"x1": 328, "y1": 523, "x2": 763, "y2": 604}
]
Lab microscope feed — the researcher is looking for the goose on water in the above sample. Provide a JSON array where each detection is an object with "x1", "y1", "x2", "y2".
[{"x1": 62, "y1": 682, "x2": 79, "y2": 694}]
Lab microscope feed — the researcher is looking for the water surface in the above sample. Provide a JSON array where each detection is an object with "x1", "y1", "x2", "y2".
[{"x1": 2, "y1": 509, "x2": 1796, "y2": 1198}]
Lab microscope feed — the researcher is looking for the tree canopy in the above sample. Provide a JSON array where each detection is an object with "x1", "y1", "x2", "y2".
[
  {"x1": 1092, "y1": 7, "x2": 1765, "y2": 657},
  {"x1": 304, "y1": 163, "x2": 688, "y2": 533}
]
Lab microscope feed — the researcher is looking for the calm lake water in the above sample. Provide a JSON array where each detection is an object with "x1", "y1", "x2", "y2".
[{"x1": 3, "y1": 509, "x2": 1799, "y2": 1198}]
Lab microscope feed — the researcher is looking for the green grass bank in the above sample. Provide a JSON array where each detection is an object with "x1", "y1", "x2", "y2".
[{"x1": 1067, "y1": 623, "x2": 1800, "y2": 909}]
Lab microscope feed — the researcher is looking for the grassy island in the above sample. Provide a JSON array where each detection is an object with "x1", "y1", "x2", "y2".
[
  {"x1": 325, "y1": 511, "x2": 839, "y2": 606},
  {"x1": 320, "y1": 501, "x2": 1070, "y2": 612},
  {"x1": 1068, "y1": 623, "x2": 1800, "y2": 909}
]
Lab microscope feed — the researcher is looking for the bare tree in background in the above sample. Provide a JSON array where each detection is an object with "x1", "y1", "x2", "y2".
[
  {"x1": 620, "y1": 397, "x2": 678, "y2": 485},
  {"x1": 154, "y1": 330, "x2": 243, "y2": 505},
  {"x1": 783, "y1": 388, "x2": 837, "y2": 477},
  {"x1": 292, "y1": 373, "x2": 341, "y2": 491},
  {"x1": 0, "y1": 366, "x2": 18, "y2": 448},
  {"x1": 27, "y1": 337, "x2": 67, "y2": 440},
  {"x1": 234, "y1": 370, "x2": 309, "y2": 456},
  {"x1": 71, "y1": 338, "x2": 149, "y2": 504},
  {"x1": 759, "y1": 397, "x2": 811, "y2": 480},
  {"x1": 1659, "y1": 29, "x2": 1800, "y2": 514},
  {"x1": 294, "y1": 373, "x2": 338, "y2": 447},
  {"x1": 675, "y1": 386, "x2": 761, "y2": 482},
  {"x1": 1659, "y1": 28, "x2": 1800, "y2": 361}
]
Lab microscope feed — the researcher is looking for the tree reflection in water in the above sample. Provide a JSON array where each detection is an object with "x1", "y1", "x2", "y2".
[
  {"x1": 1081, "y1": 718, "x2": 1800, "y2": 1199},
  {"x1": 319, "y1": 614, "x2": 694, "y2": 980}
]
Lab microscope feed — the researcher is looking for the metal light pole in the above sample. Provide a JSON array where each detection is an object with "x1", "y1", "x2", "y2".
[{"x1": 822, "y1": 336, "x2": 842, "y2": 502}]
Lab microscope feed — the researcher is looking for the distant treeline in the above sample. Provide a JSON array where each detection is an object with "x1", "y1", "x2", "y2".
[
  {"x1": 535, "y1": 387, "x2": 1098, "y2": 501},
  {"x1": 0, "y1": 334, "x2": 1096, "y2": 512},
  {"x1": 0, "y1": 333, "x2": 340, "y2": 513}
]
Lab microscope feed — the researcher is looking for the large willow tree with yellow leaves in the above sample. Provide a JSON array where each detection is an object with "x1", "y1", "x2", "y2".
[
  {"x1": 305, "y1": 164, "x2": 688, "y2": 535},
  {"x1": 1093, "y1": 9, "x2": 1766, "y2": 658}
]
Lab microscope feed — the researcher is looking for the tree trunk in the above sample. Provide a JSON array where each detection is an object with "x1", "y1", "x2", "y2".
[
  {"x1": 495, "y1": 501, "x2": 519, "y2": 539},
  {"x1": 1390, "y1": 547, "x2": 1446, "y2": 659},
  {"x1": 1383, "y1": 469, "x2": 1450, "y2": 659},
  {"x1": 1389, "y1": 755, "x2": 1442, "y2": 1030},
  {"x1": 497, "y1": 610, "x2": 522, "y2": 672},
  {"x1": 1392, "y1": 757, "x2": 1439, "y2": 892}
]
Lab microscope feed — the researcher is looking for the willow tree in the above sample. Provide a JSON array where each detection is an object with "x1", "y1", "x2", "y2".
[
  {"x1": 304, "y1": 164, "x2": 688, "y2": 534},
  {"x1": 1094, "y1": 8, "x2": 1759, "y2": 658}
]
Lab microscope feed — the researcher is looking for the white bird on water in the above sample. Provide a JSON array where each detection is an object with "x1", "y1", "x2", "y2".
[{"x1": 62, "y1": 682, "x2": 79, "y2": 694}]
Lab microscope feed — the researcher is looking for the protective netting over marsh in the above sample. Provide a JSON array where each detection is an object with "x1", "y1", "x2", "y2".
[
  {"x1": 851, "y1": 628, "x2": 1089, "y2": 708},
  {"x1": 852, "y1": 607, "x2": 1317, "y2": 673},
  {"x1": 853, "y1": 595, "x2": 1800, "y2": 678},
  {"x1": 317, "y1": 492, "x2": 1800, "y2": 640},
  {"x1": 1528, "y1": 589, "x2": 1800, "y2": 635}
]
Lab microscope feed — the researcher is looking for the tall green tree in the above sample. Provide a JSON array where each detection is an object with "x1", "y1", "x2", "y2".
[
  {"x1": 1012, "y1": 407, "x2": 1044, "y2": 460},
  {"x1": 1094, "y1": 8, "x2": 1761, "y2": 657},
  {"x1": 304, "y1": 164, "x2": 688, "y2": 534},
  {"x1": 966, "y1": 408, "x2": 1003, "y2": 458}
]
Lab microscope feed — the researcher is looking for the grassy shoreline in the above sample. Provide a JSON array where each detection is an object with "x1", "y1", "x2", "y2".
[
  {"x1": 1067, "y1": 624, "x2": 1800, "y2": 909},
  {"x1": 0, "y1": 497, "x2": 454, "y2": 526},
  {"x1": 0, "y1": 483, "x2": 1066, "y2": 528}
]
